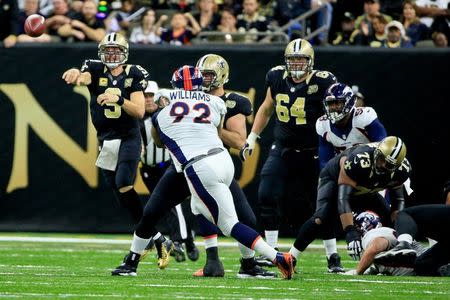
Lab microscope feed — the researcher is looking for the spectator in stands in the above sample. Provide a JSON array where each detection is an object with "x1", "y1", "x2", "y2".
[
  {"x1": 57, "y1": 0, "x2": 106, "y2": 42},
  {"x1": 432, "y1": 31, "x2": 448, "y2": 47},
  {"x1": 213, "y1": 8, "x2": 244, "y2": 42},
  {"x1": 193, "y1": 0, "x2": 221, "y2": 32},
  {"x1": 45, "y1": 0, "x2": 77, "y2": 41},
  {"x1": 16, "y1": 0, "x2": 52, "y2": 43},
  {"x1": 332, "y1": 11, "x2": 356, "y2": 45},
  {"x1": 129, "y1": 9, "x2": 166, "y2": 44},
  {"x1": 355, "y1": 0, "x2": 392, "y2": 39},
  {"x1": 160, "y1": 12, "x2": 201, "y2": 45},
  {"x1": 414, "y1": 0, "x2": 450, "y2": 30},
  {"x1": 71, "y1": 0, "x2": 84, "y2": 13},
  {"x1": 381, "y1": 20, "x2": 413, "y2": 47},
  {"x1": 1, "y1": 0, "x2": 20, "y2": 48},
  {"x1": 401, "y1": 0, "x2": 429, "y2": 46},
  {"x1": 237, "y1": 0, "x2": 270, "y2": 41},
  {"x1": 113, "y1": 0, "x2": 137, "y2": 34},
  {"x1": 352, "y1": 13, "x2": 388, "y2": 46}
]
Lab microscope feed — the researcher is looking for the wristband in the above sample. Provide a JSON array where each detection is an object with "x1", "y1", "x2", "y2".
[{"x1": 117, "y1": 96, "x2": 125, "y2": 106}]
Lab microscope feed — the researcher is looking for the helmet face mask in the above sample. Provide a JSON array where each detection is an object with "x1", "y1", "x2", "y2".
[
  {"x1": 196, "y1": 54, "x2": 229, "y2": 92},
  {"x1": 373, "y1": 136, "x2": 407, "y2": 175},
  {"x1": 323, "y1": 83, "x2": 355, "y2": 124},
  {"x1": 98, "y1": 33, "x2": 129, "y2": 69},
  {"x1": 284, "y1": 38, "x2": 314, "y2": 79},
  {"x1": 355, "y1": 211, "x2": 382, "y2": 236}
]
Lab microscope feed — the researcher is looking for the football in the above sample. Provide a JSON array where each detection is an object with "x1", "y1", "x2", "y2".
[{"x1": 24, "y1": 14, "x2": 46, "y2": 37}]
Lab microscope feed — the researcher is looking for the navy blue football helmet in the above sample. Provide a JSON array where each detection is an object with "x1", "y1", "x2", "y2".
[
  {"x1": 323, "y1": 83, "x2": 356, "y2": 123},
  {"x1": 171, "y1": 65, "x2": 203, "y2": 91},
  {"x1": 355, "y1": 211, "x2": 382, "y2": 236}
]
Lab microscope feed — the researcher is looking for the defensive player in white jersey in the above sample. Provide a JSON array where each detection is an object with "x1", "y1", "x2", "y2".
[
  {"x1": 316, "y1": 83, "x2": 387, "y2": 170},
  {"x1": 314, "y1": 83, "x2": 387, "y2": 272},
  {"x1": 112, "y1": 66, "x2": 294, "y2": 279},
  {"x1": 341, "y1": 211, "x2": 424, "y2": 276}
]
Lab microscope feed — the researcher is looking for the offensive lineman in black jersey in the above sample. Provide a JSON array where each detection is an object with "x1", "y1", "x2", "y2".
[
  {"x1": 288, "y1": 136, "x2": 411, "y2": 269},
  {"x1": 112, "y1": 55, "x2": 275, "y2": 278},
  {"x1": 62, "y1": 33, "x2": 148, "y2": 225},
  {"x1": 240, "y1": 38, "x2": 339, "y2": 270}
]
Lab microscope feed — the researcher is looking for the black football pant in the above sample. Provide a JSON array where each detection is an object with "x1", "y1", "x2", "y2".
[
  {"x1": 258, "y1": 145, "x2": 318, "y2": 231},
  {"x1": 395, "y1": 204, "x2": 450, "y2": 275},
  {"x1": 101, "y1": 135, "x2": 142, "y2": 223},
  {"x1": 135, "y1": 164, "x2": 257, "y2": 240},
  {"x1": 140, "y1": 163, "x2": 194, "y2": 242}
]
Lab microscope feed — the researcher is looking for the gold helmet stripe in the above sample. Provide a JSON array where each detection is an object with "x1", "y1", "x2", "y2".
[{"x1": 390, "y1": 137, "x2": 403, "y2": 159}]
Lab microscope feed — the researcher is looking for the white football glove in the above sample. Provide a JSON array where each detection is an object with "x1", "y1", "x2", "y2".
[
  {"x1": 239, "y1": 132, "x2": 259, "y2": 161},
  {"x1": 154, "y1": 89, "x2": 171, "y2": 107},
  {"x1": 347, "y1": 240, "x2": 363, "y2": 261}
]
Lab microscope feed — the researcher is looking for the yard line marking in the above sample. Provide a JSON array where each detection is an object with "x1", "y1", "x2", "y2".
[{"x1": 0, "y1": 236, "x2": 346, "y2": 249}]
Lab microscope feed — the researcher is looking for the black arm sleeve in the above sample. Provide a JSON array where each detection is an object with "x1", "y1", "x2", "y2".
[
  {"x1": 390, "y1": 186, "x2": 405, "y2": 211},
  {"x1": 338, "y1": 184, "x2": 353, "y2": 215}
]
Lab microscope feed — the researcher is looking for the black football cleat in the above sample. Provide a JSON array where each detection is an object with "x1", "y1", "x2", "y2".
[
  {"x1": 327, "y1": 253, "x2": 345, "y2": 273},
  {"x1": 255, "y1": 254, "x2": 275, "y2": 267},
  {"x1": 237, "y1": 257, "x2": 277, "y2": 278},
  {"x1": 438, "y1": 264, "x2": 450, "y2": 277},
  {"x1": 171, "y1": 241, "x2": 186, "y2": 262},
  {"x1": 193, "y1": 259, "x2": 225, "y2": 277},
  {"x1": 112, "y1": 252, "x2": 140, "y2": 276},
  {"x1": 374, "y1": 241, "x2": 417, "y2": 266},
  {"x1": 185, "y1": 240, "x2": 200, "y2": 262}
]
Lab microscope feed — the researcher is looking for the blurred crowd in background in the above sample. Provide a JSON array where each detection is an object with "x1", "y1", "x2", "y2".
[{"x1": 1, "y1": 0, "x2": 449, "y2": 47}]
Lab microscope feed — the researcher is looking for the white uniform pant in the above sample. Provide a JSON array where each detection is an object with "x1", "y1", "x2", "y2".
[{"x1": 183, "y1": 150, "x2": 238, "y2": 236}]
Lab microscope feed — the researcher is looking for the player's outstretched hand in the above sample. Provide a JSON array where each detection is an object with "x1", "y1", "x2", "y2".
[
  {"x1": 62, "y1": 68, "x2": 82, "y2": 85},
  {"x1": 239, "y1": 132, "x2": 259, "y2": 161}
]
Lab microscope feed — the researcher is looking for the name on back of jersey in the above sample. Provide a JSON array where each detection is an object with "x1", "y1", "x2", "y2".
[{"x1": 169, "y1": 90, "x2": 211, "y2": 102}]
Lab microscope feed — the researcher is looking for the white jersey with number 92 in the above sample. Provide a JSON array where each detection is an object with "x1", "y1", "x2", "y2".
[{"x1": 156, "y1": 89, "x2": 227, "y2": 172}]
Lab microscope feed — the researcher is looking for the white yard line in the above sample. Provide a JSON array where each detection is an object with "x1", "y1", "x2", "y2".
[{"x1": 0, "y1": 236, "x2": 346, "y2": 249}]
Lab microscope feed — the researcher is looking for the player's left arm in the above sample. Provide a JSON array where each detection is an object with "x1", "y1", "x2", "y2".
[
  {"x1": 389, "y1": 185, "x2": 405, "y2": 222},
  {"x1": 97, "y1": 91, "x2": 145, "y2": 119},
  {"x1": 219, "y1": 114, "x2": 247, "y2": 149},
  {"x1": 356, "y1": 237, "x2": 389, "y2": 275},
  {"x1": 366, "y1": 118, "x2": 387, "y2": 142}
]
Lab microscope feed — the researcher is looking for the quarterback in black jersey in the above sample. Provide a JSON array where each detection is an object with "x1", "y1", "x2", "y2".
[
  {"x1": 240, "y1": 38, "x2": 337, "y2": 267},
  {"x1": 112, "y1": 55, "x2": 275, "y2": 278},
  {"x1": 289, "y1": 136, "x2": 411, "y2": 267},
  {"x1": 62, "y1": 33, "x2": 148, "y2": 224}
]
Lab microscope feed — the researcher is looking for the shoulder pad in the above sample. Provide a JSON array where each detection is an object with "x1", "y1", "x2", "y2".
[
  {"x1": 343, "y1": 147, "x2": 373, "y2": 179},
  {"x1": 313, "y1": 70, "x2": 337, "y2": 81},
  {"x1": 131, "y1": 64, "x2": 150, "y2": 78},
  {"x1": 269, "y1": 65, "x2": 286, "y2": 72},
  {"x1": 353, "y1": 107, "x2": 378, "y2": 128},
  {"x1": 315, "y1": 115, "x2": 329, "y2": 137}
]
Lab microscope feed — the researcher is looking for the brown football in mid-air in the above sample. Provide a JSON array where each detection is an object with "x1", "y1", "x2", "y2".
[{"x1": 24, "y1": 14, "x2": 46, "y2": 37}]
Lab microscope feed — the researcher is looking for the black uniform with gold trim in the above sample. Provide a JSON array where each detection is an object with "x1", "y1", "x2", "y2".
[
  {"x1": 258, "y1": 66, "x2": 337, "y2": 230},
  {"x1": 81, "y1": 59, "x2": 149, "y2": 141},
  {"x1": 317, "y1": 144, "x2": 411, "y2": 220},
  {"x1": 79, "y1": 56, "x2": 149, "y2": 224},
  {"x1": 292, "y1": 143, "x2": 411, "y2": 253},
  {"x1": 267, "y1": 66, "x2": 336, "y2": 149}
]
